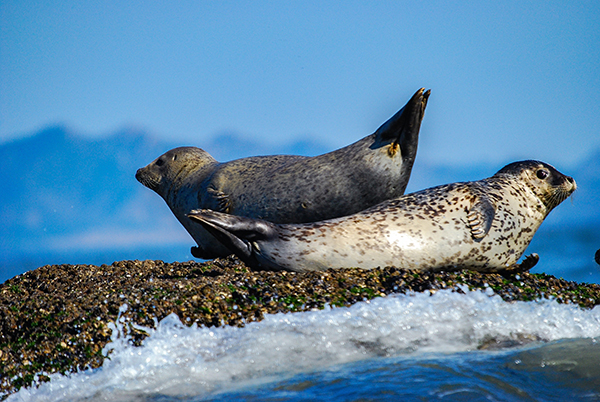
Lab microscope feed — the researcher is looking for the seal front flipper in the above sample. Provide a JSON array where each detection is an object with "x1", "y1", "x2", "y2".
[
  {"x1": 374, "y1": 87, "x2": 430, "y2": 158},
  {"x1": 206, "y1": 185, "x2": 232, "y2": 213},
  {"x1": 467, "y1": 195, "x2": 495, "y2": 240},
  {"x1": 187, "y1": 209, "x2": 276, "y2": 270}
]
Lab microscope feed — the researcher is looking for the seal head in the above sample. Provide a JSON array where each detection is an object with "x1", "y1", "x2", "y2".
[
  {"x1": 188, "y1": 160, "x2": 576, "y2": 273},
  {"x1": 136, "y1": 147, "x2": 217, "y2": 195},
  {"x1": 495, "y1": 160, "x2": 576, "y2": 214}
]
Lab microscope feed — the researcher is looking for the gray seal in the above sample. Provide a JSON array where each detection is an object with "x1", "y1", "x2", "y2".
[
  {"x1": 188, "y1": 160, "x2": 576, "y2": 274},
  {"x1": 136, "y1": 88, "x2": 430, "y2": 259}
]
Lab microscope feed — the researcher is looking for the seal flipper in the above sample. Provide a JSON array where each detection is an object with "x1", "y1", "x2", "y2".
[
  {"x1": 190, "y1": 244, "x2": 227, "y2": 260},
  {"x1": 374, "y1": 88, "x2": 430, "y2": 158},
  {"x1": 187, "y1": 209, "x2": 276, "y2": 269},
  {"x1": 467, "y1": 196, "x2": 495, "y2": 240},
  {"x1": 497, "y1": 253, "x2": 540, "y2": 275},
  {"x1": 206, "y1": 185, "x2": 232, "y2": 213}
]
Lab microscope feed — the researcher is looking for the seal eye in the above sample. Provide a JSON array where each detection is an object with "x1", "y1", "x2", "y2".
[
  {"x1": 536, "y1": 169, "x2": 549, "y2": 180},
  {"x1": 155, "y1": 158, "x2": 165, "y2": 167}
]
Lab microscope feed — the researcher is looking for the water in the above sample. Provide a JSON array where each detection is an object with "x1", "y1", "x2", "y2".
[
  {"x1": 8, "y1": 288, "x2": 600, "y2": 401},
  {"x1": 528, "y1": 224, "x2": 600, "y2": 285},
  {"x1": 228, "y1": 342, "x2": 600, "y2": 401}
]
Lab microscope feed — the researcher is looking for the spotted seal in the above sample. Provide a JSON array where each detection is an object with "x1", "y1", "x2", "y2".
[
  {"x1": 188, "y1": 160, "x2": 576, "y2": 273},
  {"x1": 136, "y1": 88, "x2": 430, "y2": 259}
]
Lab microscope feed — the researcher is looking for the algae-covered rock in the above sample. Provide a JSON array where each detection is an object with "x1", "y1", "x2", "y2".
[{"x1": 1, "y1": 256, "x2": 599, "y2": 398}]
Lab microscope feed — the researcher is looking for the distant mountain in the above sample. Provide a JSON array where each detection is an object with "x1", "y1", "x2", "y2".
[
  {"x1": 0, "y1": 126, "x2": 598, "y2": 283},
  {"x1": 1, "y1": 126, "x2": 168, "y2": 236},
  {"x1": 0, "y1": 126, "x2": 179, "y2": 279},
  {"x1": 0, "y1": 126, "x2": 333, "y2": 282}
]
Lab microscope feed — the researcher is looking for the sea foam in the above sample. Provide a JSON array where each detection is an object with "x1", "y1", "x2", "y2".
[{"x1": 9, "y1": 288, "x2": 600, "y2": 401}]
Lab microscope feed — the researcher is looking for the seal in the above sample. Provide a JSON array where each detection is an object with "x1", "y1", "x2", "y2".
[
  {"x1": 136, "y1": 88, "x2": 430, "y2": 259},
  {"x1": 595, "y1": 249, "x2": 600, "y2": 266},
  {"x1": 188, "y1": 160, "x2": 576, "y2": 273}
]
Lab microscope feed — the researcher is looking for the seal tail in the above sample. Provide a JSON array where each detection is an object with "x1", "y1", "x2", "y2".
[
  {"x1": 187, "y1": 209, "x2": 276, "y2": 268},
  {"x1": 375, "y1": 87, "x2": 430, "y2": 159}
]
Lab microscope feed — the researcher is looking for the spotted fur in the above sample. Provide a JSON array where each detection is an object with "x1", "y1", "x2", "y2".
[{"x1": 189, "y1": 160, "x2": 576, "y2": 273}]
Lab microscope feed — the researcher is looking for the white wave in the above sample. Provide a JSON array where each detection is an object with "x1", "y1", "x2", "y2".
[{"x1": 9, "y1": 288, "x2": 600, "y2": 401}]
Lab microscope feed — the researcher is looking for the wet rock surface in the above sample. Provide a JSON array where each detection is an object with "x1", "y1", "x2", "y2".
[{"x1": 1, "y1": 256, "x2": 600, "y2": 398}]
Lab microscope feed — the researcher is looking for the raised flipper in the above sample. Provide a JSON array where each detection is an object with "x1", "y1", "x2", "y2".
[
  {"x1": 374, "y1": 88, "x2": 430, "y2": 158},
  {"x1": 187, "y1": 209, "x2": 276, "y2": 269},
  {"x1": 467, "y1": 195, "x2": 495, "y2": 240}
]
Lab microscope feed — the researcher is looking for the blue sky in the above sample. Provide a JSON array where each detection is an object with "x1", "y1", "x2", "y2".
[{"x1": 1, "y1": 1, "x2": 599, "y2": 167}]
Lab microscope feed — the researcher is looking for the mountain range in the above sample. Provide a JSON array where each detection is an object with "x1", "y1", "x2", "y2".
[{"x1": 1, "y1": 126, "x2": 598, "y2": 283}]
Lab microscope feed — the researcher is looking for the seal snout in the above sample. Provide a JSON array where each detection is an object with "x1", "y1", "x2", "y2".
[
  {"x1": 135, "y1": 168, "x2": 143, "y2": 182},
  {"x1": 566, "y1": 175, "x2": 576, "y2": 189},
  {"x1": 135, "y1": 166, "x2": 159, "y2": 191},
  {"x1": 561, "y1": 174, "x2": 576, "y2": 195},
  {"x1": 135, "y1": 167, "x2": 149, "y2": 186}
]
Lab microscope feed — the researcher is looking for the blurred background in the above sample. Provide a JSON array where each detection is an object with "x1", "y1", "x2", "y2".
[{"x1": 1, "y1": 1, "x2": 599, "y2": 283}]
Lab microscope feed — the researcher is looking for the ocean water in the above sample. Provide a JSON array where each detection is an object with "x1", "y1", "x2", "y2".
[
  {"x1": 8, "y1": 288, "x2": 600, "y2": 402},
  {"x1": 527, "y1": 225, "x2": 600, "y2": 285}
]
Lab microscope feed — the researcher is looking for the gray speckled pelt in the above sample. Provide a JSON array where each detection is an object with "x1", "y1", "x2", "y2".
[{"x1": 137, "y1": 88, "x2": 429, "y2": 259}]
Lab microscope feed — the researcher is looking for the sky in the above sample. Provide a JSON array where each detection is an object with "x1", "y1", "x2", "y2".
[{"x1": 1, "y1": 1, "x2": 599, "y2": 167}]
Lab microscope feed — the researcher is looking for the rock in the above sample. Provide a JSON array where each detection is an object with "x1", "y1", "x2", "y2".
[{"x1": 1, "y1": 256, "x2": 599, "y2": 398}]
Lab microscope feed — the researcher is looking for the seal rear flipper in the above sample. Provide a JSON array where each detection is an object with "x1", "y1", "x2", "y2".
[
  {"x1": 467, "y1": 196, "x2": 495, "y2": 240},
  {"x1": 190, "y1": 244, "x2": 231, "y2": 260},
  {"x1": 374, "y1": 87, "x2": 430, "y2": 158},
  {"x1": 187, "y1": 209, "x2": 275, "y2": 269},
  {"x1": 496, "y1": 253, "x2": 540, "y2": 275}
]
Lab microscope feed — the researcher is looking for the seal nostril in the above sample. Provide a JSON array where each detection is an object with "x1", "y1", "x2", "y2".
[{"x1": 566, "y1": 176, "x2": 574, "y2": 184}]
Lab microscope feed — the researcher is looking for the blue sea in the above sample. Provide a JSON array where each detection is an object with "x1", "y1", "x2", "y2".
[{"x1": 8, "y1": 288, "x2": 600, "y2": 402}]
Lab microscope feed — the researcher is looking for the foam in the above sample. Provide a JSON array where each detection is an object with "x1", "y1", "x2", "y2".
[{"x1": 9, "y1": 288, "x2": 600, "y2": 401}]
